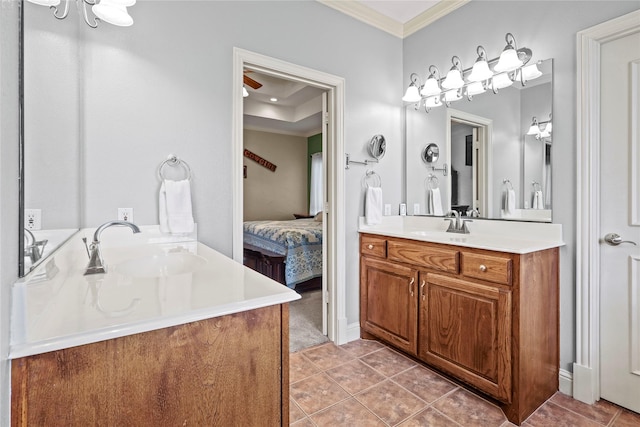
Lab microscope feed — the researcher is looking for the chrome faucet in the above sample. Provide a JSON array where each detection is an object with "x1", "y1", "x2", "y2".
[
  {"x1": 24, "y1": 228, "x2": 48, "y2": 264},
  {"x1": 444, "y1": 210, "x2": 472, "y2": 234},
  {"x1": 83, "y1": 220, "x2": 141, "y2": 275}
]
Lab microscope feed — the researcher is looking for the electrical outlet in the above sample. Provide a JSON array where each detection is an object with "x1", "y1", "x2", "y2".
[
  {"x1": 118, "y1": 208, "x2": 134, "y2": 223},
  {"x1": 413, "y1": 203, "x2": 420, "y2": 215},
  {"x1": 25, "y1": 209, "x2": 42, "y2": 230},
  {"x1": 384, "y1": 204, "x2": 391, "y2": 216}
]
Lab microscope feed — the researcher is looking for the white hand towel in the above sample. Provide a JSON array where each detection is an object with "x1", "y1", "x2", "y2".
[
  {"x1": 159, "y1": 179, "x2": 195, "y2": 234},
  {"x1": 365, "y1": 187, "x2": 383, "y2": 225},
  {"x1": 504, "y1": 189, "x2": 516, "y2": 214},
  {"x1": 533, "y1": 190, "x2": 544, "y2": 209},
  {"x1": 430, "y1": 188, "x2": 444, "y2": 216}
]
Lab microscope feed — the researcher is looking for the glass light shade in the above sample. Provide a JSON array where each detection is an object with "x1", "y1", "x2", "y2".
[
  {"x1": 539, "y1": 129, "x2": 551, "y2": 138},
  {"x1": 545, "y1": 122, "x2": 552, "y2": 133},
  {"x1": 442, "y1": 68, "x2": 464, "y2": 89},
  {"x1": 492, "y1": 72, "x2": 513, "y2": 90},
  {"x1": 443, "y1": 89, "x2": 462, "y2": 103},
  {"x1": 425, "y1": 96, "x2": 442, "y2": 108},
  {"x1": 527, "y1": 124, "x2": 540, "y2": 135},
  {"x1": 26, "y1": 0, "x2": 61, "y2": 5},
  {"x1": 466, "y1": 81, "x2": 486, "y2": 97},
  {"x1": 92, "y1": 0, "x2": 134, "y2": 26},
  {"x1": 242, "y1": 87, "x2": 249, "y2": 97},
  {"x1": 520, "y1": 63, "x2": 542, "y2": 81},
  {"x1": 467, "y1": 60, "x2": 493, "y2": 83},
  {"x1": 402, "y1": 85, "x2": 422, "y2": 103},
  {"x1": 494, "y1": 48, "x2": 522, "y2": 73},
  {"x1": 420, "y1": 77, "x2": 441, "y2": 97}
]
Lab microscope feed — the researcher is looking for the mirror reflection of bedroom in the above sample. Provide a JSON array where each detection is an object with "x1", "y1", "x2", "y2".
[{"x1": 242, "y1": 69, "x2": 328, "y2": 352}]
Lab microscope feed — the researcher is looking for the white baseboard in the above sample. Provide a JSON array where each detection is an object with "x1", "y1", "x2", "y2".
[
  {"x1": 559, "y1": 368, "x2": 573, "y2": 396},
  {"x1": 345, "y1": 322, "x2": 360, "y2": 343}
]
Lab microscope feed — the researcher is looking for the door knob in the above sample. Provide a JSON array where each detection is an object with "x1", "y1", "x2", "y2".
[{"x1": 603, "y1": 233, "x2": 637, "y2": 246}]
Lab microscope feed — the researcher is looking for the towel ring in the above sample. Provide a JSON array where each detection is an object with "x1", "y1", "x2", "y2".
[
  {"x1": 158, "y1": 154, "x2": 192, "y2": 181},
  {"x1": 503, "y1": 179, "x2": 514, "y2": 190},
  {"x1": 363, "y1": 170, "x2": 382, "y2": 188},
  {"x1": 425, "y1": 174, "x2": 439, "y2": 190}
]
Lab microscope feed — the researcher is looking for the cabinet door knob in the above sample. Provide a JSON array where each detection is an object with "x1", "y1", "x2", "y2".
[
  {"x1": 367, "y1": 244, "x2": 374, "y2": 250},
  {"x1": 479, "y1": 264, "x2": 487, "y2": 272}
]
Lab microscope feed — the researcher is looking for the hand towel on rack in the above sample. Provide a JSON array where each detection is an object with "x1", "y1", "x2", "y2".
[
  {"x1": 365, "y1": 186, "x2": 383, "y2": 225},
  {"x1": 504, "y1": 189, "x2": 516, "y2": 214},
  {"x1": 428, "y1": 188, "x2": 444, "y2": 216},
  {"x1": 159, "y1": 179, "x2": 195, "y2": 234},
  {"x1": 532, "y1": 190, "x2": 544, "y2": 209}
]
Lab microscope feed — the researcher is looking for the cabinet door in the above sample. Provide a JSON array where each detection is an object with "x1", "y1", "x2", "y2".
[
  {"x1": 360, "y1": 257, "x2": 418, "y2": 355},
  {"x1": 419, "y1": 273, "x2": 512, "y2": 402}
]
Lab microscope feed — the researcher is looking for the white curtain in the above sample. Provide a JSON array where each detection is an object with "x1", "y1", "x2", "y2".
[{"x1": 309, "y1": 152, "x2": 323, "y2": 215}]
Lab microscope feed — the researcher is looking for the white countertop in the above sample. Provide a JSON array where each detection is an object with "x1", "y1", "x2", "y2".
[
  {"x1": 358, "y1": 216, "x2": 564, "y2": 254},
  {"x1": 10, "y1": 226, "x2": 300, "y2": 359}
]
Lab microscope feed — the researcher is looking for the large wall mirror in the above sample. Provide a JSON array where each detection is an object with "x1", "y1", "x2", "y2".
[
  {"x1": 19, "y1": 2, "x2": 83, "y2": 277},
  {"x1": 406, "y1": 58, "x2": 553, "y2": 222}
]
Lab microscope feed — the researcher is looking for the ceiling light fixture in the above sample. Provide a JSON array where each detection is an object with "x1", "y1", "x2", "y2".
[
  {"x1": 270, "y1": 97, "x2": 278, "y2": 102},
  {"x1": 26, "y1": 0, "x2": 135, "y2": 28},
  {"x1": 402, "y1": 33, "x2": 540, "y2": 113}
]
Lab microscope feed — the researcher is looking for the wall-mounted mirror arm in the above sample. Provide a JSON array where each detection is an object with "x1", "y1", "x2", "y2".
[{"x1": 345, "y1": 153, "x2": 378, "y2": 169}]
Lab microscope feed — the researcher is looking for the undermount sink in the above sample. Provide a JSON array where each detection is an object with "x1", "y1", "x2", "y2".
[{"x1": 115, "y1": 252, "x2": 207, "y2": 278}]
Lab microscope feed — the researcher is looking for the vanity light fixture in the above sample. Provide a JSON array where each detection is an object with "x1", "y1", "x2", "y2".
[
  {"x1": 26, "y1": 0, "x2": 135, "y2": 28},
  {"x1": 526, "y1": 115, "x2": 552, "y2": 139},
  {"x1": 467, "y1": 46, "x2": 494, "y2": 82},
  {"x1": 402, "y1": 73, "x2": 423, "y2": 103},
  {"x1": 402, "y1": 32, "x2": 540, "y2": 113},
  {"x1": 441, "y1": 56, "x2": 465, "y2": 90},
  {"x1": 420, "y1": 66, "x2": 442, "y2": 97}
]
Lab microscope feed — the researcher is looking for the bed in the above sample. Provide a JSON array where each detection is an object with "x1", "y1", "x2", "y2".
[{"x1": 243, "y1": 218, "x2": 322, "y2": 289}]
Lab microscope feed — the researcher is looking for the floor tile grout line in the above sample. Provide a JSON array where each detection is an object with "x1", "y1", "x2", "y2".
[
  {"x1": 548, "y1": 396, "x2": 621, "y2": 426},
  {"x1": 545, "y1": 400, "x2": 612, "y2": 426}
]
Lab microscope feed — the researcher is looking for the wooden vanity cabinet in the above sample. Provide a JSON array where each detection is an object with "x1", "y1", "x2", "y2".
[
  {"x1": 360, "y1": 233, "x2": 559, "y2": 425},
  {"x1": 12, "y1": 305, "x2": 290, "y2": 426}
]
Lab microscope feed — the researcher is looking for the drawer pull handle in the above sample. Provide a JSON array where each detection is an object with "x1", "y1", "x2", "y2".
[
  {"x1": 367, "y1": 244, "x2": 374, "y2": 250},
  {"x1": 479, "y1": 264, "x2": 487, "y2": 272},
  {"x1": 409, "y1": 277, "x2": 415, "y2": 296}
]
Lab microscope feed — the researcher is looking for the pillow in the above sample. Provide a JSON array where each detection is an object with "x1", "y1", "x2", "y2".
[{"x1": 314, "y1": 211, "x2": 323, "y2": 222}]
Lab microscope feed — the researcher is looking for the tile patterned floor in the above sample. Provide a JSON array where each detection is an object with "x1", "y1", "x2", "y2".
[{"x1": 289, "y1": 340, "x2": 640, "y2": 427}]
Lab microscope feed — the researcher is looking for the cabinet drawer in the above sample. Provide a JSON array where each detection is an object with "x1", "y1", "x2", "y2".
[
  {"x1": 387, "y1": 240, "x2": 459, "y2": 273},
  {"x1": 361, "y1": 235, "x2": 387, "y2": 258},
  {"x1": 461, "y1": 252, "x2": 512, "y2": 285}
]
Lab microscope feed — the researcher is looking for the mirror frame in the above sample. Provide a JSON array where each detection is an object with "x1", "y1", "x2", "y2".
[{"x1": 368, "y1": 134, "x2": 386, "y2": 160}]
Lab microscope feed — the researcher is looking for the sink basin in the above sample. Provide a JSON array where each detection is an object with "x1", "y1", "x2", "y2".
[{"x1": 115, "y1": 252, "x2": 207, "y2": 278}]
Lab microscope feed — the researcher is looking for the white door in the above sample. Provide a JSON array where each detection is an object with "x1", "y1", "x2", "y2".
[
  {"x1": 599, "y1": 30, "x2": 640, "y2": 413},
  {"x1": 321, "y1": 91, "x2": 328, "y2": 336}
]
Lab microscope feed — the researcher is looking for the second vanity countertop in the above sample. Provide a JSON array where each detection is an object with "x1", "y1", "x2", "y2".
[
  {"x1": 358, "y1": 216, "x2": 565, "y2": 254},
  {"x1": 10, "y1": 226, "x2": 300, "y2": 359}
]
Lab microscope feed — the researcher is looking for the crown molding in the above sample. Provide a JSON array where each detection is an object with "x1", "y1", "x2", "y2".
[
  {"x1": 403, "y1": 0, "x2": 470, "y2": 37},
  {"x1": 317, "y1": 0, "x2": 470, "y2": 39},
  {"x1": 318, "y1": 0, "x2": 404, "y2": 38}
]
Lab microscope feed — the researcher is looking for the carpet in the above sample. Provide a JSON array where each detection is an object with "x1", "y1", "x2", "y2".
[{"x1": 289, "y1": 289, "x2": 329, "y2": 352}]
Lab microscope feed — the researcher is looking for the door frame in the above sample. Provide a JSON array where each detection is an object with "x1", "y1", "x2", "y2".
[
  {"x1": 445, "y1": 109, "x2": 492, "y2": 217},
  {"x1": 574, "y1": 9, "x2": 640, "y2": 404},
  {"x1": 231, "y1": 48, "x2": 347, "y2": 344}
]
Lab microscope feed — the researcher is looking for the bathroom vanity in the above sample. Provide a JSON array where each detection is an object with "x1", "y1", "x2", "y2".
[
  {"x1": 10, "y1": 226, "x2": 299, "y2": 426},
  {"x1": 359, "y1": 216, "x2": 563, "y2": 425}
]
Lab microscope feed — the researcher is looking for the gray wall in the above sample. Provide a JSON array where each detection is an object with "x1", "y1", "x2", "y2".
[
  {"x1": 0, "y1": 0, "x2": 21, "y2": 424},
  {"x1": 403, "y1": 0, "x2": 640, "y2": 372}
]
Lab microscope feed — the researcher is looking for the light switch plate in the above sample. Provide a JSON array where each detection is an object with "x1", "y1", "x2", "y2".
[
  {"x1": 384, "y1": 204, "x2": 391, "y2": 216},
  {"x1": 413, "y1": 203, "x2": 420, "y2": 215}
]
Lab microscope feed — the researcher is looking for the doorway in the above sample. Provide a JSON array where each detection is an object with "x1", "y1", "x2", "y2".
[
  {"x1": 231, "y1": 48, "x2": 347, "y2": 345},
  {"x1": 446, "y1": 109, "x2": 492, "y2": 217},
  {"x1": 575, "y1": 9, "x2": 640, "y2": 411}
]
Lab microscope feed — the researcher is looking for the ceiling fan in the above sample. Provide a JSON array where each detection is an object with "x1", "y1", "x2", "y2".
[{"x1": 243, "y1": 71, "x2": 262, "y2": 90}]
